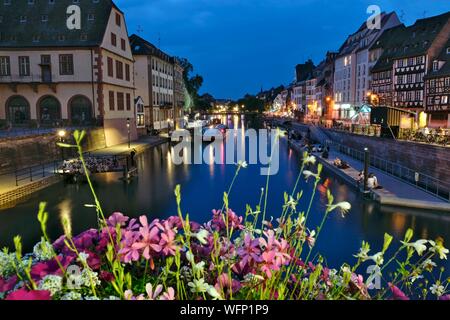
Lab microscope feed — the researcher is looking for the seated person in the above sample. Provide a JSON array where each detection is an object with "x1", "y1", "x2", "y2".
[
  {"x1": 339, "y1": 161, "x2": 350, "y2": 169},
  {"x1": 367, "y1": 173, "x2": 383, "y2": 189},
  {"x1": 333, "y1": 158, "x2": 342, "y2": 167}
]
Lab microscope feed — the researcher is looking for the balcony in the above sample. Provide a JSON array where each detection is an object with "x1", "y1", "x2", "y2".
[
  {"x1": 0, "y1": 73, "x2": 55, "y2": 83},
  {"x1": 0, "y1": 73, "x2": 63, "y2": 93}
]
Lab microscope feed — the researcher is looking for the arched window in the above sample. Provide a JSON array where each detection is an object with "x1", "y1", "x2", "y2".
[
  {"x1": 39, "y1": 96, "x2": 61, "y2": 124},
  {"x1": 70, "y1": 96, "x2": 92, "y2": 125},
  {"x1": 6, "y1": 96, "x2": 30, "y2": 125}
]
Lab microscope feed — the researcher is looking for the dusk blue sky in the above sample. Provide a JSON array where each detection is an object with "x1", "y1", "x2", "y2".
[{"x1": 116, "y1": 0, "x2": 450, "y2": 99}]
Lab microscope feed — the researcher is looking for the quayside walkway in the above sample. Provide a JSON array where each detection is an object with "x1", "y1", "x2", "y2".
[
  {"x1": 289, "y1": 140, "x2": 450, "y2": 213},
  {"x1": 0, "y1": 135, "x2": 168, "y2": 208}
]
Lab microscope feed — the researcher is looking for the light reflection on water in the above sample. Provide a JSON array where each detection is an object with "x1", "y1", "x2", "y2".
[{"x1": 0, "y1": 114, "x2": 448, "y2": 276}]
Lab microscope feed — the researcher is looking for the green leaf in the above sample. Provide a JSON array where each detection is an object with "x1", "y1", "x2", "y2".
[
  {"x1": 404, "y1": 228, "x2": 414, "y2": 243},
  {"x1": 57, "y1": 143, "x2": 76, "y2": 148},
  {"x1": 383, "y1": 233, "x2": 393, "y2": 253}
]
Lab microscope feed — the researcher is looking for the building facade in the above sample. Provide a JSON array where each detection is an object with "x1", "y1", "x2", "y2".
[
  {"x1": 0, "y1": 0, "x2": 137, "y2": 147},
  {"x1": 333, "y1": 12, "x2": 401, "y2": 121},
  {"x1": 424, "y1": 40, "x2": 450, "y2": 127},
  {"x1": 369, "y1": 25, "x2": 407, "y2": 107},
  {"x1": 391, "y1": 12, "x2": 450, "y2": 120},
  {"x1": 130, "y1": 34, "x2": 177, "y2": 134},
  {"x1": 314, "y1": 52, "x2": 337, "y2": 121},
  {"x1": 173, "y1": 60, "x2": 186, "y2": 129}
]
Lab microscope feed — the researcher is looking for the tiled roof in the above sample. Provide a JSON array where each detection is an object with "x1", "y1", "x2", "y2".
[
  {"x1": 0, "y1": 0, "x2": 115, "y2": 48},
  {"x1": 370, "y1": 24, "x2": 407, "y2": 72},
  {"x1": 389, "y1": 11, "x2": 450, "y2": 60},
  {"x1": 425, "y1": 39, "x2": 450, "y2": 78},
  {"x1": 129, "y1": 34, "x2": 174, "y2": 62},
  {"x1": 336, "y1": 12, "x2": 398, "y2": 58}
]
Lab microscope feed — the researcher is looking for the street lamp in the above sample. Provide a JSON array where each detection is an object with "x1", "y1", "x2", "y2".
[
  {"x1": 58, "y1": 129, "x2": 67, "y2": 161},
  {"x1": 126, "y1": 118, "x2": 131, "y2": 149}
]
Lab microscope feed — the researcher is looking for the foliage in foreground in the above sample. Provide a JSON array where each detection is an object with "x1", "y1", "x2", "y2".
[{"x1": 0, "y1": 130, "x2": 449, "y2": 301}]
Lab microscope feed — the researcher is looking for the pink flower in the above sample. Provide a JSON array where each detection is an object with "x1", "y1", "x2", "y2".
[
  {"x1": 100, "y1": 271, "x2": 114, "y2": 282},
  {"x1": 237, "y1": 234, "x2": 262, "y2": 269},
  {"x1": 389, "y1": 283, "x2": 409, "y2": 301},
  {"x1": 210, "y1": 209, "x2": 244, "y2": 233},
  {"x1": 6, "y1": 288, "x2": 51, "y2": 300},
  {"x1": 31, "y1": 255, "x2": 75, "y2": 281},
  {"x1": 439, "y1": 294, "x2": 450, "y2": 301},
  {"x1": 0, "y1": 275, "x2": 18, "y2": 293},
  {"x1": 146, "y1": 283, "x2": 163, "y2": 300},
  {"x1": 160, "y1": 287, "x2": 175, "y2": 300},
  {"x1": 157, "y1": 221, "x2": 179, "y2": 256},
  {"x1": 215, "y1": 273, "x2": 241, "y2": 297},
  {"x1": 260, "y1": 250, "x2": 278, "y2": 278},
  {"x1": 119, "y1": 229, "x2": 141, "y2": 263},
  {"x1": 258, "y1": 231, "x2": 291, "y2": 278},
  {"x1": 107, "y1": 212, "x2": 129, "y2": 228},
  {"x1": 131, "y1": 216, "x2": 162, "y2": 265}
]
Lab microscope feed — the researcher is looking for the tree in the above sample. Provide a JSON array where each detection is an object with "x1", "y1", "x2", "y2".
[{"x1": 177, "y1": 57, "x2": 204, "y2": 111}]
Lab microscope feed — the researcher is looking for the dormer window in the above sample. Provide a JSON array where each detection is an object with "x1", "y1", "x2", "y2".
[
  {"x1": 4, "y1": 0, "x2": 11, "y2": 5},
  {"x1": 28, "y1": 0, "x2": 35, "y2": 4},
  {"x1": 88, "y1": 14, "x2": 95, "y2": 21},
  {"x1": 41, "y1": 15, "x2": 48, "y2": 22},
  {"x1": 32, "y1": 35, "x2": 40, "y2": 42},
  {"x1": 433, "y1": 61, "x2": 439, "y2": 71},
  {"x1": 20, "y1": 16, "x2": 27, "y2": 23},
  {"x1": 58, "y1": 35, "x2": 66, "y2": 41}
]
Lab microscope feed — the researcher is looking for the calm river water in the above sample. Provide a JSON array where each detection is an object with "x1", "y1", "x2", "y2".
[{"x1": 0, "y1": 115, "x2": 449, "y2": 276}]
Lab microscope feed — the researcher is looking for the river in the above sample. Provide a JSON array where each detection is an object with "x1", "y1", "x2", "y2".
[{"x1": 0, "y1": 114, "x2": 449, "y2": 277}]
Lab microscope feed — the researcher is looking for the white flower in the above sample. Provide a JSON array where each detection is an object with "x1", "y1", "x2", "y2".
[
  {"x1": 410, "y1": 274, "x2": 423, "y2": 284},
  {"x1": 303, "y1": 155, "x2": 316, "y2": 165},
  {"x1": 146, "y1": 283, "x2": 163, "y2": 300},
  {"x1": 84, "y1": 296, "x2": 100, "y2": 300},
  {"x1": 401, "y1": 239, "x2": 428, "y2": 256},
  {"x1": 327, "y1": 201, "x2": 351, "y2": 217},
  {"x1": 186, "y1": 251, "x2": 195, "y2": 264},
  {"x1": 207, "y1": 286, "x2": 224, "y2": 300},
  {"x1": 283, "y1": 196, "x2": 297, "y2": 211},
  {"x1": 32, "y1": 239, "x2": 54, "y2": 261},
  {"x1": 237, "y1": 160, "x2": 248, "y2": 168},
  {"x1": 80, "y1": 268, "x2": 101, "y2": 287},
  {"x1": 242, "y1": 273, "x2": 265, "y2": 283},
  {"x1": 0, "y1": 251, "x2": 16, "y2": 278},
  {"x1": 192, "y1": 261, "x2": 206, "y2": 276},
  {"x1": 354, "y1": 242, "x2": 370, "y2": 261},
  {"x1": 294, "y1": 216, "x2": 305, "y2": 228},
  {"x1": 194, "y1": 229, "x2": 209, "y2": 245},
  {"x1": 421, "y1": 259, "x2": 437, "y2": 271},
  {"x1": 61, "y1": 291, "x2": 82, "y2": 300},
  {"x1": 188, "y1": 278, "x2": 209, "y2": 294},
  {"x1": 38, "y1": 275, "x2": 63, "y2": 296},
  {"x1": 368, "y1": 252, "x2": 384, "y2": 265},
  {"x1": 303, "y1": 170, "x2": 319, "y2": 180},
  {"x1": 77, "y1": 252, "x2": 90, "y2": 265},
  {"x1": 430, "y1": 283, "x2": 445, "y2": 297},
  {"x1": 428, "y1": 241, "x2": 449, "y2": 260}
]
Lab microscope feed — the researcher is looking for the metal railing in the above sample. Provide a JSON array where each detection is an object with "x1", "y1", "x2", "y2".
[
  {"x1": 0, "y1": 126, "x2": 97, "y2": 139},
  {"x1": 14, "y1": 161, "x2": 59, "y2": 187},
  {"x1": 326, "y1": 140, "x2": 450, "y2": 202}
]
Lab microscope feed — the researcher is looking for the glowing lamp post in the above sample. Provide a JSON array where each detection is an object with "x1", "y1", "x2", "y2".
[
  {"x1": 126, "y1": 118, "x2": 131, "y2": 149},
  {"x1": 58, "y1": 129, "x2": 67, "y2": 161}
]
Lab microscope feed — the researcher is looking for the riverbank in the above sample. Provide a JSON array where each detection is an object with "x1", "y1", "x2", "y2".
[
  {"x1": 288, "y1": 139, "x2": 450, "y2": 213},
  {"x1": 0, "y1": 135, "x2": 168, "y2": 208}
]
